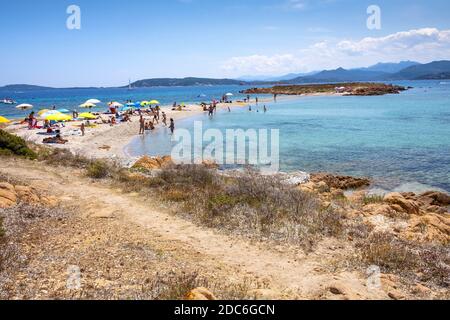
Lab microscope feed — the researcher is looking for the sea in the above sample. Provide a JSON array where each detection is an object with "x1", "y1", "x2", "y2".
[{"x1": 1, "y1": 80, "x2": 449, "y2": 193}]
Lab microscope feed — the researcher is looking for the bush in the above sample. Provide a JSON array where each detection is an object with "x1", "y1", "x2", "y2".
[
  {"x1": 357, "y1": 232, "x2": 450, "y2": 287},
  {"x1": 0, "y1": 130, "x2": 37, "y2": 159},
  {"x1": 39, "y1": 148, "x2": 92, "y2": 168},
  {"x1": 362, "y1": 194, "x2": 384, "y2": 205},
  {"x1": 87, "y1": 160, "x2": 110, "y2": 179}
]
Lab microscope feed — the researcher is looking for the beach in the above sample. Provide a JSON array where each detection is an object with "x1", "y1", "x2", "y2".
[{"x1": 4, "y1": 94, "x2": 300, "y2": 165}]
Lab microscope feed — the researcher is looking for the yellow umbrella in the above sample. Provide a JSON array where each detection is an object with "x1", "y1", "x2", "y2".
[
  {"x1": 149, "y1": 100, "x2": 160, "y2": 105},
  {"x1": 45, "y1": 114, "x2": 72, "y2": 121},
  {"x1": 38, "y1": 109, "x2": 50, "y2": 116},
  {"x1": 140, "y1": 101, "x2": 150, "y2": 106},
  {"x1": 0, "y1": 116, "x2": 10, "y2": 123},
  {"x1": 78, "y1": 112, "x2": 97, "y2": 119}
]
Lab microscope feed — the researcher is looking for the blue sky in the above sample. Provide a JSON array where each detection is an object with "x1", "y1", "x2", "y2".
[{"x1": 1, "y1": 0, "x2": 449, "y2": 87}]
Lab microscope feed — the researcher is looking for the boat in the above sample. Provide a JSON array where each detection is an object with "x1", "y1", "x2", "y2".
[{"x1": 1, "y1": 98, "x2": 16, "y2": 105}]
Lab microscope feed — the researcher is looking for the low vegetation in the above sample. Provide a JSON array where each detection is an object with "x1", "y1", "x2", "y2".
[
  {"x1": 356, "y1": 232, "x2": 449, "y2": 287},
  {"x1": 0, "y1": 129, "x2": 37, "y2": 159}
]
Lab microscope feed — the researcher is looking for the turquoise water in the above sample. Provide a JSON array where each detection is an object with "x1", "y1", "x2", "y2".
[
  {"x1": 1, "y1": 81, "x2": 449, "y2": 192},
  {"x1": 126, "y1": 81, "x2": 450, "y2": 192}
]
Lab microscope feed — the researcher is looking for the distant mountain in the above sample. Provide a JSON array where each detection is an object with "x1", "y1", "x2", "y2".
[
  {"x1": 288, "y1": 68, "x2": 389, "y2": 83},
  {"x1": 355, "y1": 61, "x2": 421, "y2": 74},
  {"x1": 237, "y1": 72, "x2": 318, "y2": 82},
  {"x1": 0, "y1": 84, "x2": 54, "y2": 91},
  {"x1": 129, "y1": 77, "x2": 244, "y2": 88},
  {"x1": 390, "y1": 61, "x2": 450, "y2": 80}
]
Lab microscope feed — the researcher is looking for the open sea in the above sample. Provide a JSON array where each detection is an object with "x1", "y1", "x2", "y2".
[{"x1": 1, "y1": 80, "x2": 449, "y2": 193}]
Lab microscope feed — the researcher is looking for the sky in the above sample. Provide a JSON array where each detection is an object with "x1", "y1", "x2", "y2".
[{"x1": 1, "y1": 0, "x2": 450, "y2": 87}]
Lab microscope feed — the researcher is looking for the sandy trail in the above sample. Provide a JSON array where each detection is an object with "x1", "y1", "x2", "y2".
[{"x1": 0, "y1": 159, "x2": 388, "y2": 300}]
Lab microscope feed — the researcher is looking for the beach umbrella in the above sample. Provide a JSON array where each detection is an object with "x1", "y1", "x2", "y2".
[
  {"x1": 126, "y1": 102, "x2": 135, "y2": 107},
  {"x1": 140, "y1": 101, "x2": 150, "y2": 106},
  {"x1": 45, "y1": 114, "x2": 72, "y2": 122},
  {"x1": 16, "y1": 104, "x2": 33, "y2": 110},
  {"x1": 57, "y1": 108, "x2": 70, "y2": 113},
  {"x1": 79, "y1": 102, "x2": 96, "y2": 109},
  {"x1": 85, "y1": 99, "x2": 101, "y2": 104},
  {"x1": 149, "y1": 100, "x2": 160, "y2": 105},
  {"x1": 78, "y1": 112, "x2": 97, "y2": 120},
  {"x1": 225, "y1": 93, "x2": 233, "y2": 96},
  {"x1": 40, "y1": 110, "x2": 61, "y2": 118},
  {"x1": 109, "y1": 102, "x2": 124, "y2": 108},
  {"x1": 38, "y1": 109, "x2": 50, "y2": 116},
  {"x1": 0, "y1": 116, "x2": 10, "y2": 123},
  {"x1": 120, "y1": 106, "x2": 133, "y2": 112}
]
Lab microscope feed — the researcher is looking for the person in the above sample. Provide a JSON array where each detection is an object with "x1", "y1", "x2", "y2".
[
  {"x1": 80, "y1": 122, "x2": 85, "y2": 136},
  {"x1": 228, "y1": 106, "x2": 231, "y2": 112},
  {"x1": 169, "y1": 118, "x2": 175, "y2": 134},
  {"x1": 162, "y1": 112, "x2": 167, "y2": 126},
  {"x1": 139, "y1": 115, "x2": 145, "y2": 134},
  {"x1": 256, "y1": 97, "x2": 259, "y2": 105},
  {"x1": 208, "y1": 105, "x2": 214, "y2": 117},
  {"x1": 274, "y1": 94, "x2": 278, "y2": 102},
  {"x1": 264, "y1": 105, "x2": 267, "y2": 113},
  {"x1": 153, "y1": 112, "x2": 159, "y2": 124},
  {"x1": 111, "y1": 116, "x2": 117, "y2": 126},
  {"x1": 249, "y1": 105, "x2": 252, "y2": 112}
]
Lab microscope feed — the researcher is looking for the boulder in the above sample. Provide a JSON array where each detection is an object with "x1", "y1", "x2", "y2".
[
  {"x1": 14, "y1": 185, "x2": 40, "y2": 204},
  {"x1": 185, "y1": 287, "x2": 216, "y2": 301},
  {"x1": 419, "y1": 191, "x2": 450, "y2": 207},
  {"x1": 384, "y1": 193, "x2": 420, "y2": 215},
  {"x1": 132, "y1": 156, "x2": 174, "y2": 170},
  {"x1": 311, "y1": 173, "x2": 370, "y2": 190}
]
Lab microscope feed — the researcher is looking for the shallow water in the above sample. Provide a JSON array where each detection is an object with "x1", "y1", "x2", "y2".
[{"x1": 126, "y1": 80, "x2": 450, "y2": 192}]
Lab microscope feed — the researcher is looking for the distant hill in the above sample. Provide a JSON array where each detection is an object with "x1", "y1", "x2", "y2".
[
  {"x1": 355, "y1": 61, "x2": 420, "y2": 74},
  {"x1": 129, "y1": 77, "x2": 244, "y2": 88},
  {"x1": 0, "y1": 84, "x2": 54, "y2": 91},
  {"x1": 390, "y1": 61, "x2": 450, "y2": 80},
  {"x1": 288, "y1": 68, "x2": 389, "y2": 83},
  {"x1": 238, "y1": 72, "x2": 319, "y2": 82}
]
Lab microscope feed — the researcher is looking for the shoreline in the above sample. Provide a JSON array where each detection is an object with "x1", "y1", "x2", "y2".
[{"x1": 4, "y1": 93, "x2": 306, "y2": 165}]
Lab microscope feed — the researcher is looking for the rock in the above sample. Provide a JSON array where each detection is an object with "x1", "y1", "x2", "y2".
[
  {"x1": 0, "y1": 197, "x2": 15, "y2": 208},
  {"x1": 404, "y1": 213, "x2": 450, "y2": 244},
  {"x1": 311, "y1": 173, "x2": 370, "y2": 190},
  {"x1": 384, "y1": 193, "x2": 420, "y2": 215},
  {"x1": 412, "y1": 284, "x2": 432, "y2": 295},
  {"x1": 0, "y1": 187, "x2": 17, "y2": 203},
  {"x1": 388, "y1": 290, "x2": 405, "y2": 300},
  {"x1": 363, "y1": 204, "x2": 397, "y2": 217},
  {"x1": 14, "y1": 185, "x2": 40, "y2": 204},
  {"x1": 40, "y1": 196, "x2": 59, "y2": 208},
  {"x1": 132, "y1": 156, "x2": 174, "y2": 170},
  {"x1": 419, "y1": 191, "x2": 450, "y2": 207},
  {"x1": 185, "y1": 287, "x2": 216, "y2": 301},
  {"x1": 347, "y1": 190, "x2": 367, "y2": 203},
  {"x1": 280, "y1": 171, "x2": 310, "y2": 186},
  {"x1": 316, "y1": 181, "x2": 331, "y2": 194}
]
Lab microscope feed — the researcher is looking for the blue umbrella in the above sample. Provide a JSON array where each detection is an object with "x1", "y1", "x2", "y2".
[
  {"x1": 57, "y1": 108, "x2": 70, "y2": 113},
  {"x1": 120, "y1": 106, "x2": 133, "y2": 112},
  {"x1": 134, "y1": 102, "x2": 141, "y2": 107}
]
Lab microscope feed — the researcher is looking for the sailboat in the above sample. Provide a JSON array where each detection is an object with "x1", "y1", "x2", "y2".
[
  {"x1": 1, "y1": 98, "x2": 16, "y2": 105},
  {"x1": 128, "y1": 79, "x2": 134, "y2": 91}
]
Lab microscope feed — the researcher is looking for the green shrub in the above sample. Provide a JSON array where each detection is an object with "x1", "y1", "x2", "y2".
[
  {"x1": 87, "y1": 160, "x2": 110, "y2": 179},
  {"x1": 0, "y1": 130, "x2": 37, "y2": 159},
  {"x1": 362, "y1": 194, "x2": 384, "y2": 205}
]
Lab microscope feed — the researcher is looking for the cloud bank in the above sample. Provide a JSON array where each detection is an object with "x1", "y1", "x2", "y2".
[{"x1": 221, "y1": 28, "x2": 450, "y2": 76}]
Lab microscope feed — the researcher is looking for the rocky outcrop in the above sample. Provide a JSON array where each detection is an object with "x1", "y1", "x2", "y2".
[
  {"x1": 132, "y1": 156, "x2": 174, "y2": 170},
  {"x1": 310, "y1": 173, "x2": 370, "y2": 190},
  {"x1": 185, "y1": 287, "x2": 216, "y2": 300},
  {"x1": 0, "y1": 181, "x2": 58, "y2": 208}
]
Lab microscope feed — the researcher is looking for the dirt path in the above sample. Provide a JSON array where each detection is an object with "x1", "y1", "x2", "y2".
[{"x1": 0, "y1": 159, "x2": 389, "y2": 300}]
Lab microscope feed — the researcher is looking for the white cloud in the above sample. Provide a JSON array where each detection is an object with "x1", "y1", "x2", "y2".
[{"x1": 221, "y1": 28, "x2": 450, "y2": 76}]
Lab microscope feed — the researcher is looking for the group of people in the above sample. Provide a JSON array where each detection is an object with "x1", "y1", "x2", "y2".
[{"x1": 139, "y1": 111, "x2": 174, "y2": 135}]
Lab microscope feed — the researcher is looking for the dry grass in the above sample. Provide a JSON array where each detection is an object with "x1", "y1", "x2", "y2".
[
  {"x1": 153, "y1": 167, "x2": 343, "y2": 250},
  {"x1": 356, "y1": 232, "x2": 450, "y2": 288}
]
